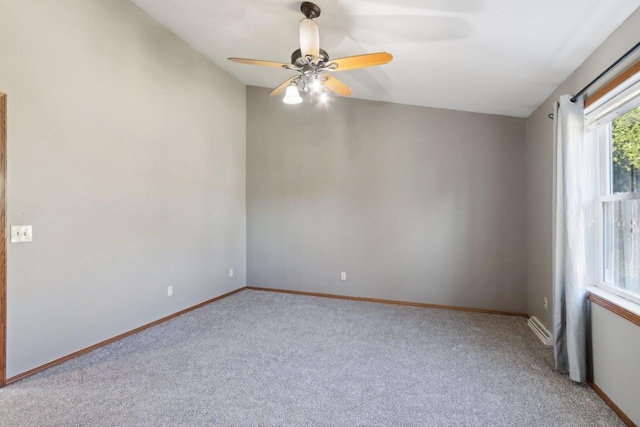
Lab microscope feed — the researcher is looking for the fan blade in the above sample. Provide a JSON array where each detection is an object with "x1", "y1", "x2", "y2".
[
  {"x1": 269, "y1": 77, "x2": 297, "y2": 96},
  {"x1": 323, "y1": 75, "x2": 352, "y2": 97},
  {"x1": 327, "y1": 53, "x2": 393, "y2": 71},
  {"x1": 228, "y1": 58, "x2": 291, "y2": 69}
]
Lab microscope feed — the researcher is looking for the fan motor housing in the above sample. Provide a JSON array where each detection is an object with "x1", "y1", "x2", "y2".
[{"x1": 291, "y1": 48, "x2": 329, "y2": 67}]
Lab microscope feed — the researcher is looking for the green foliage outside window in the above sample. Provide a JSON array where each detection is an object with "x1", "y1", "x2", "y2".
[
  {"x1": 612, "y1": 106, "x2": 640, "y2": 193},
  {"x1": 609, "y1": 106, "x2": 640, "y2": 293}
]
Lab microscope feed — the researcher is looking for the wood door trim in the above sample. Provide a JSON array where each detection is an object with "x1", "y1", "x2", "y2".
[
  {"x1": 246, "y1": 286, "x2": 529, "y2": 318},
  {"x1": 0, "y1": 93, "x2": 6, "y2": 388}
]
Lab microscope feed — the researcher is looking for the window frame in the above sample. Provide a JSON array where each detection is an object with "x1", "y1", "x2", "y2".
[{"x1": 591, "y1": 97, "x2": 640, "y2": 305}]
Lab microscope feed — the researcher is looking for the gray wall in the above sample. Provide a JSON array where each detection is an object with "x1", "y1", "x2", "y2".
[
  {"x1": 525, "y1": 7, "x2": 640, "y2": 421},
  {"x1": 591, "y1": 304, "x2": 640, "y2": 424},
  {"x1": 0, "y1": 0, "x2": 246, "y2": 377},
  {"x1": 247, "y1": 86, "x2": 527, "y2": 313},
  {"x1": 525, "y1": 8, "x2": 640, "y2": 329}
]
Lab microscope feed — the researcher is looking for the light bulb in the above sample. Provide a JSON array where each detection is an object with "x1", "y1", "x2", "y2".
[
  {"x1": 283, "y1": 85, "x2": 303, "y2": 104},
  {"x1": 312, "y1": 77, "x2": 323, "y2": 93},
  {"x1": 320, "y1": 93, "x2": 328, "y2": 103}
]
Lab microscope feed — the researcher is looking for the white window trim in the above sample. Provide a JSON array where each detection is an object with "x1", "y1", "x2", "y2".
[
  {"x1": 600, "y1": 193, "x2": 640, "y2": 202},
  {"x1": 588, "y1": 72, "x2": 640, "y2": 308},
  {"x1": 594, "y1": 282, "x2": 640, "y2": 306}
]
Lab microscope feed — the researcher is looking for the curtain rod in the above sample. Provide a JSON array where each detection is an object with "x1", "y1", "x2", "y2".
[{"x1": 570, "y1": 41, "x2": 640, "y2": 103}]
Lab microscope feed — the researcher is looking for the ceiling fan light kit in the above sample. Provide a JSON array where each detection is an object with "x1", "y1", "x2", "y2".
[
  {"x1": 283, "y1": 84, "x2": 304, "y2": 105},
  {"x1": 228, "y1": 2, "x2": 393, "y2": 105}
]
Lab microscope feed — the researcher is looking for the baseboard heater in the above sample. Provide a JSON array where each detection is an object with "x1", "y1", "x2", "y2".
[{"x1": 528, "y1": 316, "x2": 553, "y2": 346}]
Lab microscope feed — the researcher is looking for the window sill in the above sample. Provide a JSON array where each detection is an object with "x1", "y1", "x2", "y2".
[{"x1": 587, "y1": 286, "x2": 640, "y2": 327}]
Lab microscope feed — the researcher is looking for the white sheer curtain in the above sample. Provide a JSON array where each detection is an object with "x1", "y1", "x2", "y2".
[{"x1": 553, "y1": 95, "x2": 598, "y2": 383}]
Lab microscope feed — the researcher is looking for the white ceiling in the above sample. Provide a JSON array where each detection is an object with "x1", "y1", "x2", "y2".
[{"x1": 130, "y1": 0, "x2": 639, "y2": 118}]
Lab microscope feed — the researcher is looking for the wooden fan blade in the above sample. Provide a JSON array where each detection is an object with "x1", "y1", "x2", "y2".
[
  {"x1": 228, "y1": 58, "x2": 291, "y2": 69},
  {"x1": 327, "y1": 52, "x2": 393, "y2": 71},
  {"x1": 323, "y1": 75, "x2": 352, "y2": 97},
  {"x1": 269, "y1": 77, "x2": 297, "y2": 96}
]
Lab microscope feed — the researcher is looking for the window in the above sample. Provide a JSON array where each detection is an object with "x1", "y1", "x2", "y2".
[{"x1": 593, "y1": 100, "x2": 640, "y2": 303}]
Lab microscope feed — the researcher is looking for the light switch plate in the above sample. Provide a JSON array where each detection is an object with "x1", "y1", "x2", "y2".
[{"x1": 11, "y1": 225, "x2": 33, "y2": 243}]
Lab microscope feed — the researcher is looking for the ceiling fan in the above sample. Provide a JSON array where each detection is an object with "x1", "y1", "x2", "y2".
[{"x1": 228, "y1": 2, "x2": 393, "y2": 105}]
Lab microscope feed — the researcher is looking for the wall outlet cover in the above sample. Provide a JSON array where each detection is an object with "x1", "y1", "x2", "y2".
[{"x1": 11, "y1": 225, "x2": 33, "y2": 243}]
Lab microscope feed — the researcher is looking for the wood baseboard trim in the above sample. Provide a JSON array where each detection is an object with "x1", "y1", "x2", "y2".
[
  {"x1": 5, "y1": 286, "x2": 247, "y2": 386},
  {"x1": 587, "y1": 379, "x2": 637, "y2": 427},
  {"x1": 246, "y1": 286, "x2": 529, "y2": 318}
]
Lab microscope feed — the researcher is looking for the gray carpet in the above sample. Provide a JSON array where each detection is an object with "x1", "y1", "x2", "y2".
[{"x1": 0, "y1": 289, "x2": 622, "y2": 426}]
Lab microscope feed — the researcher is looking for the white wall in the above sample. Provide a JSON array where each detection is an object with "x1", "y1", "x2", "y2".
[
  {"x1": 247, "y1": 87, "x2": 527, "y2": 313},
  {"x1": 0, "y1": 0, "x2": 246, "y2": 377}
]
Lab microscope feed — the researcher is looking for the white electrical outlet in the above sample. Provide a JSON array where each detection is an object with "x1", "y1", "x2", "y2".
[
  {"x1": 11, "y1": 225, "x2": 33, "y2": 243},
  {"x1": 167, "y1": 286, "x2": 173, "y2": 296},
  {"x1": 229, "y1": 269, "x2": 234, "y2": 277},
  {"x1": 341, "y1": 272, "x2": 346, "y2": 281},
  {"x1": 544, "y1": 297, "x2": 548, "y2": 310}
]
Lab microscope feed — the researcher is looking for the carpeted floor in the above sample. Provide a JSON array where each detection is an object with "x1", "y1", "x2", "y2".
[{"x1": 0, "y1": 289, "x2": 622, "y2": 426}]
